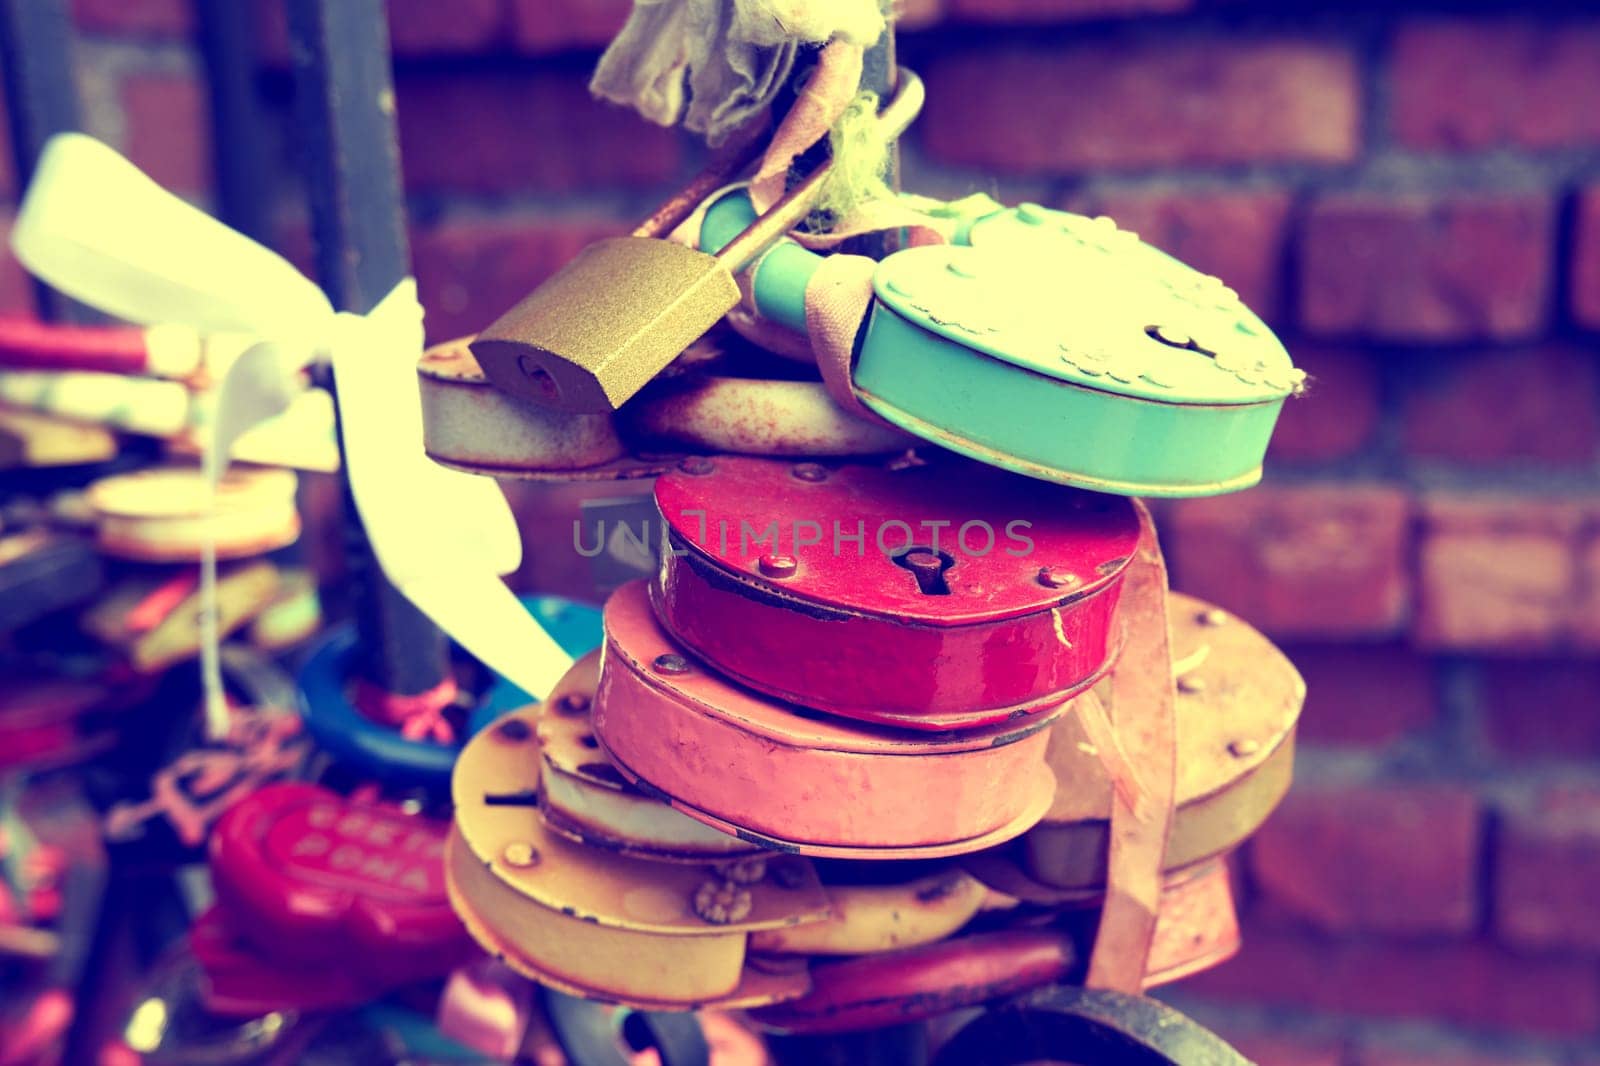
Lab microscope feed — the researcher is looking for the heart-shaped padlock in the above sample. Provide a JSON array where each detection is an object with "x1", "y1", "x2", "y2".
[
  {"x1": 653, "y1": 453, "x2": 1139, "y2": 729},
  {"x1": 594, "y1": 581, "x2": 1062, "y2": 855}
]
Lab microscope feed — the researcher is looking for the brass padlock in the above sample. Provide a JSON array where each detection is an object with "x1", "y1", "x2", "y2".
[
  {"x1": 471, "y1": 71, "x2": 923, "y2": 414},
  {"x1": 470, "y1": 169, "x2": 829, "y2": 414}
]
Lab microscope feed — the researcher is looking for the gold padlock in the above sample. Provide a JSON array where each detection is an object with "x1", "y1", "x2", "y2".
[{"x1": 470, "y1": 71, "x2": 923, "y2": 414}]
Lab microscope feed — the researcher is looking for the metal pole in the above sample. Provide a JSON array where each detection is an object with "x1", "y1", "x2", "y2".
[
  {"x1": 286, "y1": 0, "x2": 452, "y2": 698},
  {"x1": 0, "y1": 0, "x2": 84, "y2": 320},
  {"x1": 194, "y1": 0, "x2": 274, "y2": 244}
]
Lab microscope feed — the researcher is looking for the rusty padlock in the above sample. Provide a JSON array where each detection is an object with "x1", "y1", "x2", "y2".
[
  {"x1": 446, "y1": 704, "x2": 830, "y2": 1009},
  {"x1": 1019, "y1": 592, "x2": 1304, "y2": 892},
  {"x1": 533, "y1": 653, "x2": 765, "y2": 862},
  {"x1": 469, "y1": 71, "x2": 924, "y2": 414},
  {"x1": 651, "y1": 453, "x2": 1140, "y2": 730},
  {"x1": 592, "y1": 581, "x2": 1063, "y2": 855}
]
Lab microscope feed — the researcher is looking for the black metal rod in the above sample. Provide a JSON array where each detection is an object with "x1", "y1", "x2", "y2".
[
  {"x1": 194, "y1": 0, "x2": 274, "y2": 244},
  {"x1": 0, "y1": 0, "x2": 84, "y2": 321},
  {"x1": 286, "y1": 0, "x2": 451, "y2": 698}
]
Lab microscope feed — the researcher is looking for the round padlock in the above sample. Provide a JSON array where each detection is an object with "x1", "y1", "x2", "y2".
[
  {"x1": 446, "y1": 708, "x2": 829, "y2": 1010},
  {"x1": 86, "y1": 464, "x2": 299, "y2": 562},
  {"x1": 622, "y1": 374, "x2": 917, "y2": 457},
  {"x1": 747, "y1": 862, "x2": 989, "y2": 958},
  {"x1": 534, "y1": 653, "x2": 765, "y2": 862},
  {"x1": 1020, "y1": 593, "x2": 1304, "y2": 891},
  {"x1": 208, "y1": 782, "x2": 473, "y2": 987},
  {"x1": 652, "y1": 454, "x2": 1140, "y2": 730},
  {"x1": 418, "y1": 336, "x2": 629, "y2": 476},
  {"x1": 593, "y1": 581, "x2": 1062, "y2": 856},
  {"x1": 702, "y1": 194, "x2": 1303, "y2": 498}
]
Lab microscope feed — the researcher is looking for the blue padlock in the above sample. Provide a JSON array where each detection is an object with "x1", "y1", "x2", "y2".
[
  {"x1": 700, "y1": 196, "x2": 1302, "y2": 498},
  {"x1": 297, "y1": 595, "x2": 604, "y2": 789}
]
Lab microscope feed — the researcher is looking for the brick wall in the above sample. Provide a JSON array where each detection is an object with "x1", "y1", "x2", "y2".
[{"x1": 15, "y1": 1, "x2": 1600, "y2": 1063}]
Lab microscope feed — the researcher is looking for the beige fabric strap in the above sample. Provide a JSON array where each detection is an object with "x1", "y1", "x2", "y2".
[{"x1": 1085, "y1": 500, "x2": 1179, "y2": 993}]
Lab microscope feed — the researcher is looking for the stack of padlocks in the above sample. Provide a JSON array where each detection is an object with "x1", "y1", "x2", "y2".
[{"x1": 430, "y1": 71, "x2": 1310, "y2": 1040}]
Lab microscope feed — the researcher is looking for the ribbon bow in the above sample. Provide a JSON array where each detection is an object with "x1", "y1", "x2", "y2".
[{"x1": 12, "y1": 133, "x2": 575, "y2": 734}]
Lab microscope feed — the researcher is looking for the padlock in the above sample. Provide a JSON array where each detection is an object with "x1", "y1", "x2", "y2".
[
  {"x1": 960, "y1": 850, "x2": 1240, "y2": 989},
  {"x1": 446, "y1": 711, "x2": 829, "y2": 1009},
  {"x1": 208, "y1": 782, "x2": 474, "y2": 987},
  {"x1": 533, "y1": 654, "x2": 766, "y2": 862},
  {"x1": 652, "y1": 454, "x2": 1140, "y2": 730},
  {"x1": 418, "y1": 334, "x2": 629, "y2": 475},
  {"x1": 244, "y1": 569, "x2": 322, "y2": 652},
  {"x1": 1020, "y1": 592, "x2": 1304, "y2": 891},
  {"x1": 82, "y1": 562, "x2": 283, "y2": 673},
  {"x1": 188, "y1": 907, "x2": 385, "y2": 1017},
  {"x1": 0, "y1": 317, "x2": 217, "y2": 378},
  {"x1": 0, "y1": 528, "x2": 102, "y2": 634},
  {"x1": 698, "y1": 194, "x2": 1303, "y2": 497},
  {"x1": 469, "y1": 71, "x2": 924, "y2": 414},
  {"x1": 622, "y1": 373, "x2": 918, "y2": 457},
  {"x1": 86, "y1": 465, "x2": 300, "y2": 562},
  {"x1": 746, "y1": 862, "x2": 988, "y2": 958},
  {"x1": 0, "y1": 674, "x2": 118, "y2": 773},
  {"x1": 0, "y1": 407, "x2": 116, "y2": 468},
  {"x1": 746, "y1": 928, "x2": 1077, "y2": 1037},
  {"x1": 593, "y1": 581, "x2": 1062, "y2": 854}
]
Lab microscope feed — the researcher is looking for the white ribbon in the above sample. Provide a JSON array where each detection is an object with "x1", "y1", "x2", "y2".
[{"x1": 13, "y1": 133, "x2": 574, "y2": 736}]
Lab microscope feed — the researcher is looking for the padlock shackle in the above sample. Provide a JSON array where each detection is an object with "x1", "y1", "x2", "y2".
[{"x1": 700, "y1": 190, "x2": 818, "y2": 335}]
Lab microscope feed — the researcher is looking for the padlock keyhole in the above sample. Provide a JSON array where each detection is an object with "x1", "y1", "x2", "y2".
[{"x1": 893, "y1": 546, "x2": 955, "y2": 596}]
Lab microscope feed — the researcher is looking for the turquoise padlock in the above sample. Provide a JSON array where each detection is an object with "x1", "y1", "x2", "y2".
[{"x1": 699, "y1": 195, "x2": 1302, "y2": 498}]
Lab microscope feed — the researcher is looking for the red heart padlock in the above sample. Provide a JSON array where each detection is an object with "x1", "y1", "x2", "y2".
[
  {"x1": 652, "y1": 454, "x2": 1140, "y2": 730},
  {"x1": 208, "y1": 782, "x2": 472, "y2": 985}
]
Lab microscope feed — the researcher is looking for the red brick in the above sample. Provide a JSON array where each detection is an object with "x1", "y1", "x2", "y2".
[
  {"x1": 120, "y1": 73, "x2": 210, "y2": 196},
  {"x1": 1482, "y1": 659, "x2": 1600, "y2": 761},
  {"x1": 896, "y1": 0, "x2": 945, "y2": 31},
  {"x1": 1402, "y1": 346, "x2": 1599, "y2": 467},
  {"x1": 388, "y1": 0, "x2": 507, "y2": 54},
  {"x1": 945, "y1": 0, "x2": 1192, "y2": 22},
  {"x1": 1250, "y1": 781, "x2": 1480, "y2": 935},
  {"x1": 1165, "y1": 484, "x2": 1411, "y2": 639},
  {"x1": 1068, "y1": 188, "x2": 1291, "y2": 323},
  {"x1": 254, "y1": 0, "x2": 507, "y2": 60},
  {"x1": 0, "y1": 215, "x2": 37, "y2": 315},
  {"x1": 1576, "y1": 187, "x2": 1600, "y2": 331},
  {"x1": 1355, "y1": 1044, "x2": 1554, "y2": 1066},
  {"x1": 395, "y1": 69, "x2": 683, "y2": 196},
  {"x1": 1269, "y1": 345, "x2": 1381, "y2": 463},
  {"x1": 1288, "y1": 644, "x2": 1436, "y2": 748},
  {"x1": 411, "y1": 216, "x2": 627, "y2": 343},
  {"x1": 1392, "y1": 19, "x2": 1600, "y2": 153},
  {"x1": 1415, "y1": 493, "x2": 1599, "y2": 651},
  {"x1": 1223, "y1": 1033, "x2": 1343, "y2": 1066},
  {"x1": 1299, "y1": 192, "x2": 1555, "y2": 343},
  {"x1": 510, "y1": 0, "x2": 630, "y2": 52},
  {"x1": 71, "y1": 0, "x2": 191, "y2": 36},
  {"x1": 1497, "y1": 785, "x2": 1600, "y2": 953},
  {"x1": 920, "y1": 38, "x2": 1359, "y2": 173},
  {"x1": 1185, "y1": 926, "x2": 1600, "y2": 1036}
]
